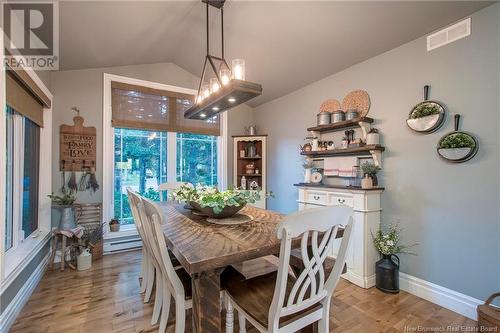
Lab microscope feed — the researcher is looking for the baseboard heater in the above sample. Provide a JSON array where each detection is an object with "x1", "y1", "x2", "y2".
[{"x1": 104, "y1": 237, "x2": 142, "y2": 254}]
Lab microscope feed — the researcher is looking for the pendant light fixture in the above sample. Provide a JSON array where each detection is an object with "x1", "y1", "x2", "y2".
[{"x1": 184, "y1": 0, "x2": 263, "y2": 120}]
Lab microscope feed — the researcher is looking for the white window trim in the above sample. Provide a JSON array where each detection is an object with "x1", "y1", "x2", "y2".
[
  {"x1": 102, "y1": 73, "x2": 227, "y2": 240},
  {"x1": 0, "y1": 59, "x2": 53, "y2": 288}
]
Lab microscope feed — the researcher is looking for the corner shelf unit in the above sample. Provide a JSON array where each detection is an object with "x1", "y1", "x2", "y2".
[
  {"x1": 233, "y1": 135, "x2": 267, "y2": 209},
  {"x1": 306, "y1": 117, "x2": 382, "y2": 167}
]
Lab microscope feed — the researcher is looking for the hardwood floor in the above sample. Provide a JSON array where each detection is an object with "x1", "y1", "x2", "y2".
[{"x1": 10, "y1": 250, "x2": 476, "y2": 333}]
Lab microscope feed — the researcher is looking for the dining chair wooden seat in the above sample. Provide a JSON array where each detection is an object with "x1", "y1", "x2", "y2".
[
  {"x1": 223, "y1": 206, "x2": 354, "y2": 333},
  {"x1": 222, "y1": 266, "x2": 323, "y2": 329}
]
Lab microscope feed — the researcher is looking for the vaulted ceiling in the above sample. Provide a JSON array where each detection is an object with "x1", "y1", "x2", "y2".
[{"x1": 59, "y1": 1, "x2": 493, "y2": 106}]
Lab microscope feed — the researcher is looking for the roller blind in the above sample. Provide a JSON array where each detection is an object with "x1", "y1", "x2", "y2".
[
  {"x1": 111, "y1": 81, "x2": 220, "y2": 136},
  {"x1": 6, "y1": 71, "x2": 44, "y2": 127}
]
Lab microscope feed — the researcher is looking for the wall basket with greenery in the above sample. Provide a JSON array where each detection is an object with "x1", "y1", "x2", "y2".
[{"x1": 437, "y1": 114, "x2": 478, "y2": 163}]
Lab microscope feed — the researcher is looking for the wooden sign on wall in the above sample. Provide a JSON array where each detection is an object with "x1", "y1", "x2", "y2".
[{"x1": 60, "y1": 116, "x2": 97, "y2": 171}]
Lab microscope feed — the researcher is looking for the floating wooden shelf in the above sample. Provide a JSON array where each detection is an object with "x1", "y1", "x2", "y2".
[
  {"x1": 307, "y1": 117, "x2": 374, "y2": 133},
  {"x1": 301, "y1": 145, "x2": 385, "y2": 158},
  {"x1": 238, "y1": 174, "x2": 262, "y2": 177}
]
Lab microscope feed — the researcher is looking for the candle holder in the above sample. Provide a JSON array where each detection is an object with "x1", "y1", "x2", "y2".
[
  {"x1": 210, "y1": 78, "x2": 220, "y2": 93},
  {"x1": 202, "y1": 84, "x2": 211, "y2": 98},
  {"x1": 232, "y1": 59, "x2": 245, "y2": 80},
  {"x1": 220, "y1": 68, "x2": 231, "y2": 85}
]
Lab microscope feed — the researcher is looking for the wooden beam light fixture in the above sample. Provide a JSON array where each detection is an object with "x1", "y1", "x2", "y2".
[{"x1": 184, "y1": 0, "x2": 262, "y2": 120}]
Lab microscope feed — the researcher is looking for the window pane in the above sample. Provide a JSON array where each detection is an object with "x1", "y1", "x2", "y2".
[
  {"x1": 176, "y1": 133, "x2": 218, "y2": 186},
  {"x1": 22, "y1": 117, "x2": 40, "y2": 237},
  {"x1": 114, "y1": 128, "x2": 167, "y2": 224},
  {"x1": 5, "y1": 107, "x2": 14, "y2": 250}
]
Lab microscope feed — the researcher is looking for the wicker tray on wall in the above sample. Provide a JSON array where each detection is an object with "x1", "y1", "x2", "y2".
[{"x1": 75, "y1": 203, "x2": 103, "y2": 261}]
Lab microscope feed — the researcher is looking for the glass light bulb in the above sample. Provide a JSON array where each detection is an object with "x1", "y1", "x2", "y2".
[
  {"x1": 210, "y1": 78, "x2": 220, "y2": 93},
  {"x1": 220, "y1": 68, "x2": 231, "y2": 85},
  {"x1": 232, "y1": 59, "x2": 245, "y2": 80},
  {"x1": 202, "y1": 84, "x2": 211, "y2": 98}
]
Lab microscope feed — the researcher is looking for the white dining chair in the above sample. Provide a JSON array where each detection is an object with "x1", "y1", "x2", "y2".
[
  {"x1": 127, "y1": 189, "x2": 164, "y2": 325},
  {"x1": 223, "y1": 206, "x2": 354, "y2": 333},
  {"x1": 158, "y1": 181, "x2": 188, "y2": 201},
  {"x1": 139, "y1": 197, "x2": 193, "y2": 333}
]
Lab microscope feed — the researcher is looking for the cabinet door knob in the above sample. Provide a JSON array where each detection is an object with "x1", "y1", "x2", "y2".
[
  {"x1": 338, "y1": 198, "x2": 345, "y2": 204},
  {"x1": 313, "y1": 195, "x2": 320, "y2": 200}
]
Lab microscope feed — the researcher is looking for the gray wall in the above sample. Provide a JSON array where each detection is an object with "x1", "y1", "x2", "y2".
[{"x1": 253, "y1": 4, "x2": 500, "y2": 301}]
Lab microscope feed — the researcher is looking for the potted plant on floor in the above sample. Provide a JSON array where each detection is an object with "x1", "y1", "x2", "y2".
[
  {"x1": 372, "y1": 224, "x2": 416, "y2": 294},
  {"x1": 361, "y1": 161, "x2": 381, "y2": 186},
  {"x1": 48, "y1": 193, "x2": 77, "y2": 230}
]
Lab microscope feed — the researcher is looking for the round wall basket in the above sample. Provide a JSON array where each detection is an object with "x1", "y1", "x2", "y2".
[
  {"x1": 407, "y1": 85, "x2": 446, "y2": 133},
  {"x1": 437, "y1": 114, "x2": 478, "y2": 163}
]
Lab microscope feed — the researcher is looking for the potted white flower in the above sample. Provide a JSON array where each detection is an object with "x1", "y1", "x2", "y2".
[{"x1": 372, "y1": 224, "x2": 416, "y2": 294}]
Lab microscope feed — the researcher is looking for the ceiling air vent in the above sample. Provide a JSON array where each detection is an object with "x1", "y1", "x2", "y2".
[{"x1": 427, "y1": 18, "x2": 471, "y2": 51}]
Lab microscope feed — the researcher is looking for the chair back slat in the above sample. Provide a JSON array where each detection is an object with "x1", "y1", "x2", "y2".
[{"x1": 269, "y1": 205, "x2": 354, "y2": 329}]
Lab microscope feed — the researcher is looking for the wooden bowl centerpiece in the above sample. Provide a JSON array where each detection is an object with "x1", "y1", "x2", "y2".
[{"x1": 171, "y1": 184, "x2": 262, "y2": 219}]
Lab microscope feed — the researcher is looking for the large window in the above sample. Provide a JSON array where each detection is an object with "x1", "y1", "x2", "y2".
[
  {"x1": 4, "y1": 106, "x2": 40, "y2": 250},
  {"x1": 106, "y1": 75, "x2": 224, "y2": 231},
  {"x1": 177, "y1": 133, "x2": 218, "y2": 186},
  {"x1": 114, "y1": 128, "x2": 167, "y2": 225}
]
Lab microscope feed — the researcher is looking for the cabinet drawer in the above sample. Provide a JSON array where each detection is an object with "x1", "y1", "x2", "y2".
[
  {"x1": 304, "y1": 191, "x2": 328, "y2": 205},
  {"x1": 329, "y1": 193, "x2": 353, "y2": 207}
]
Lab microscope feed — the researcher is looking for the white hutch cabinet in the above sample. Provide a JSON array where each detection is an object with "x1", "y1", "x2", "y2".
[{"x1": 297, "y1": 184, "x2": 383, "y2": 288}]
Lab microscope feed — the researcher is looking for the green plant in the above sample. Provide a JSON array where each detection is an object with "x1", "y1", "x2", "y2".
[
  {"x1": 171, "y1": 184, "x2": 272, "y2": 215},
  {"x1": 439, "y1": 133, "x2": 476, "y2": 149},
  {"x1": 109, "y1": 219, "x2": 120, "y2": 225},
  {"x1": 372, "y1": 223, "x2": 417, "y2": 255},
  {"x1": 170, "y1": 183, "x2": 198, "y2": 202},
  {"x1": 48, "y1": 193, "x2": 76, "y2": 206},
  {"x1": 361, "y1": 162, "x2": 380, "y2": 176},
  {"x1": 411, "y1": 104, "x2": 440, "y2": 119}
]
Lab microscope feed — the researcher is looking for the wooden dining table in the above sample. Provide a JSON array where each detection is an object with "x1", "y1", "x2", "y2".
[{"x1": 159, "y1": 202, "x2": 284, "y2": 333}]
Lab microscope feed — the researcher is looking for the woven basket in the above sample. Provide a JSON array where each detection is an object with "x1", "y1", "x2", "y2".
[
  {"x1": 89, "y1": 239, "x2": 103, "y2": 262},
  {"x1": 478, "y1": 293, "x2": 500, "y2": 330}
]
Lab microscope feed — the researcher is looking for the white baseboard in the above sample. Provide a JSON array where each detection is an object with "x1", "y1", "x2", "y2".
[
  {"x1": 0, "y1": 250, "x2": 50, "y2": 333},
  {"x1": 399, "y1": 272, "x2": 482, "y2": 321},
  {"x1": 343, "y1": 271, "x2": 376, "y2": 289}
]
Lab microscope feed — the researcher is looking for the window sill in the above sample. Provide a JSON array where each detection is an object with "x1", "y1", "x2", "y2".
[
  {"x1": 1, "y1": 229, "x2": 51, "y2": 291},
  {"x1": 104, "y1": 224, "x2": 138, "y2": 240}
]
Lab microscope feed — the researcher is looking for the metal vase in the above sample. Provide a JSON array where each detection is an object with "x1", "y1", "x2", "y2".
[
  {"x1": 59, "y1": 206, "x2": 77, "y2": 230},
  {"x1": 376, "y1": 254, "x2": 400, "y2": 294}
]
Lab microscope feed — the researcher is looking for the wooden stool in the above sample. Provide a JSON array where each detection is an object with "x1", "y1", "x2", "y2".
[{"x1": 50, "y1": 231, "x2": 76, "y2": 271}]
